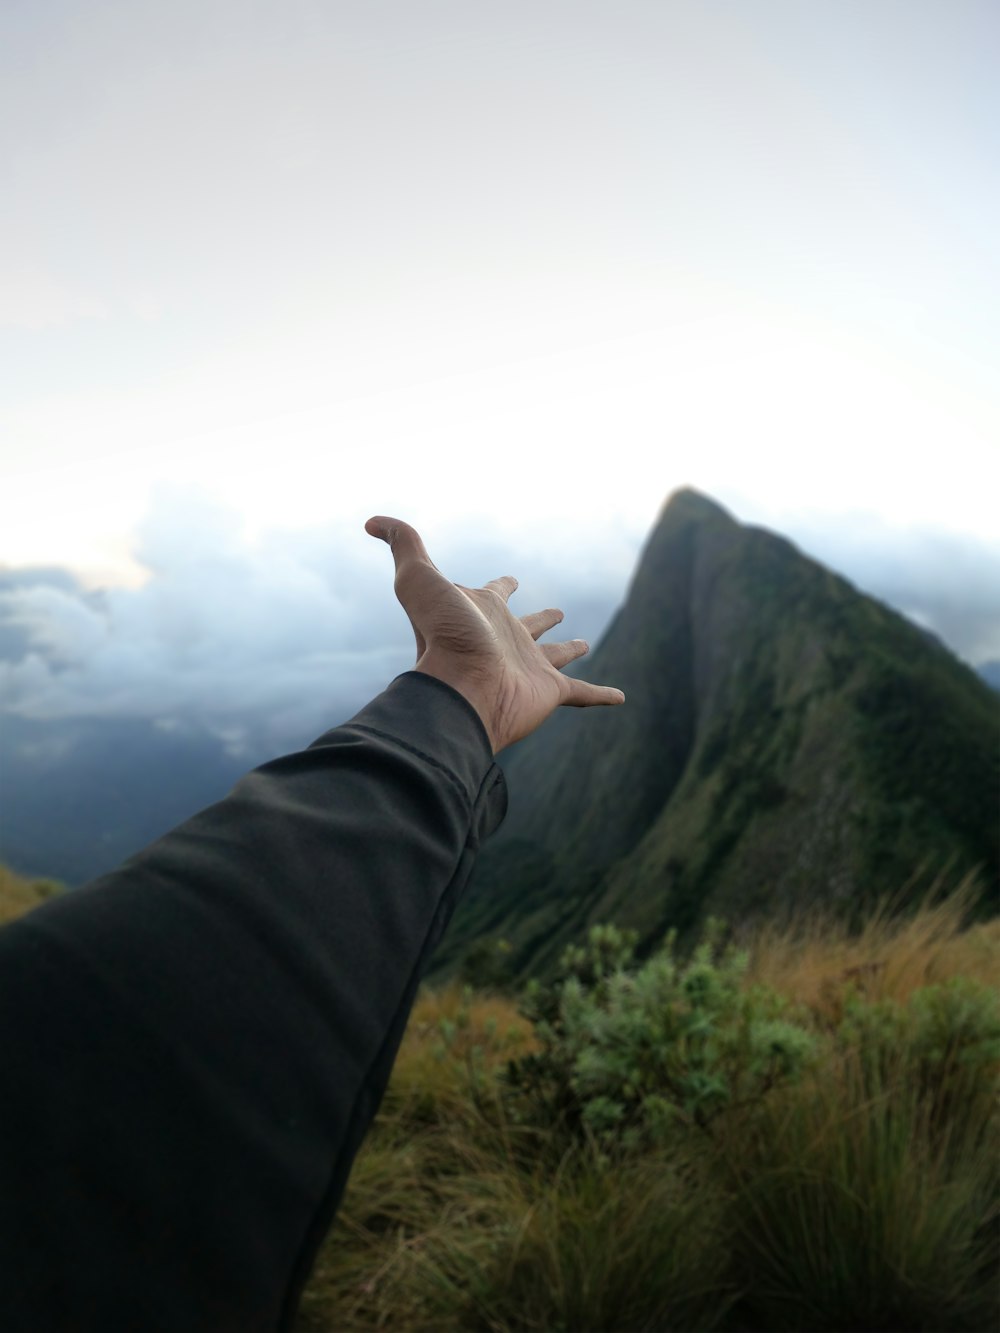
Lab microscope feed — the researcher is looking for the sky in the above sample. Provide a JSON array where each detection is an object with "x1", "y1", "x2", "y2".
[{"x1": 1, "y1": 0, "x2": 998, "y2": 752}]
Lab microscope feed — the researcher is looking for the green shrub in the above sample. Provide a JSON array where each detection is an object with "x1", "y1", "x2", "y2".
[{"x1": 507, "y1": 921, "x2": 818, "y2": 1150}]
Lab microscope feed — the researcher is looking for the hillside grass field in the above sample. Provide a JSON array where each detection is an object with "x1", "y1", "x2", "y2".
[
  {"x1": 1, "y1": 866, "x2": 995, "y2": 1330},
  {"x1": 298, "y1": 882, "x2": 999, "y2": 1333}
]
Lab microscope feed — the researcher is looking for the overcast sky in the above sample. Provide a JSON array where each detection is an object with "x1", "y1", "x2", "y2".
[{"x1": 1, "y1": 0, "x2": 998, "y2": 742}]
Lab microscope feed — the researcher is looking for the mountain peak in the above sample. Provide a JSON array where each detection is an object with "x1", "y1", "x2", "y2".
[
  {"x1": 656, "y1": 487, "x2": 735, "y2": 528},
  {"x1": 437, "y1": 494, "x2": 998, "y2": 979}
]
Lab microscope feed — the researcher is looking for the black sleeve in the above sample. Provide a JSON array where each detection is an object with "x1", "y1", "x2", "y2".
[{"x1": 0, "y1": 671, "x2": 507, "y2": 1332}]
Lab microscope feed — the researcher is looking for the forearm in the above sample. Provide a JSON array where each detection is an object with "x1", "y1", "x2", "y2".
[{"x1": 0, "y1": 672, "x2": 506, "y2": 1331}]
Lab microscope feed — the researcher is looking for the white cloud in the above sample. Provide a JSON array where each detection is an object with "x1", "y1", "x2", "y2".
[
  {"x1": 0, "y1": 487, "x2": 626, "y2": 749},
  {"x1": 1, "y1": 483, "x2": 997, "y2": 781},
  {"x1": 0, "y1": 584, "x2": 109, "y2": 662},
  {"x1": 2, "y1": 0, "x2": 996, "y2": 564},
  {"x1": 4, "y1": 482, "x2": 1000, "y2": 756}
]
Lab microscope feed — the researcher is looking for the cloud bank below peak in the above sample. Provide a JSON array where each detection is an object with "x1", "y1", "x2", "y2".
[
  {"x1": 0, "y1": 491, "x2": 627, "y2": 754},
  {"x1": 1, "y1": 488, "x2": 998, "y2": 762}
]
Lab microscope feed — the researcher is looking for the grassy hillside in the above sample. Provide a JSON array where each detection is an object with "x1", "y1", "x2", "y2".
[
  {"x1": 0, "y1": 863, "x2": 63, "y2": 925},
  {"x1": 299, "y1": 885, "x2": 999, "y2": 1332},
  {"x1": 0, "y1": 857, "x2": 994, "y2": 1328}
]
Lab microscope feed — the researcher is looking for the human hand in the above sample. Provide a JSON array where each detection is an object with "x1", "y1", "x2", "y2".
[{"x1": 366, "y1": 517, "x2": 625, "y2": 753}]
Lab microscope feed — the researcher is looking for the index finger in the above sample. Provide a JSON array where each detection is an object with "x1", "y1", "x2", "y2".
[{"x1": 483, "y1": 575, "x2": 518, "y2": 603}]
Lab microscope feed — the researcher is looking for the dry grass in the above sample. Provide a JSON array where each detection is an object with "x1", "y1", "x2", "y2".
[
  {"x1": 0, "y1": 863, "x2": 63, "y2": 925},
  {"x1": 297, "y1": 984, "x2": 541, "y2": 1331},
  {"x1": 743, "y1": 872, "x2": 999, "y2": 1023},
  {"x1": 380, "y1": 984, "x2": 534, "y2": 1133}
]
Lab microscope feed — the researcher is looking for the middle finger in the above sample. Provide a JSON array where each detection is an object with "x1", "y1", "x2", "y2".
[{"x1": 520, "y1": 607, "x2": 564, "y2": 641}]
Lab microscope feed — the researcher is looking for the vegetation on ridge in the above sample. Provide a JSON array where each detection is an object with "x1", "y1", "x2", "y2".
[{"x1": 437, "y1": 492, "x2": 1000, "y2": 980}]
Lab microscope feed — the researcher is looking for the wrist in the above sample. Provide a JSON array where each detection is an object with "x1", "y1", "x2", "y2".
[{"x1": 414, "y1": 662, "x2": 502, "y2": 753}]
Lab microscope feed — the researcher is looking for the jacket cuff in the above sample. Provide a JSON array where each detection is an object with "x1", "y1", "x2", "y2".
[{"x1": 310, "y1": 671, "x2": 508, "y2": 838}]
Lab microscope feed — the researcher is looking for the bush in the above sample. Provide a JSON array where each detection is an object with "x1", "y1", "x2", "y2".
[{"x1": 507, "y1": 922, "x2": 818, "y2": 1151}]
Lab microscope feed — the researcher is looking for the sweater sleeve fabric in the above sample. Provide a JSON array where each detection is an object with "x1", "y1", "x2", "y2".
[{"x1": 0, "y1": 671, "x2": 507, "y2": 1332}]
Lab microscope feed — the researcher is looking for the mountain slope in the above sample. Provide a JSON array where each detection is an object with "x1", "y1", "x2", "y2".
[{"x1": 435, "y1": 490, "x2": 998, "y2": 978}]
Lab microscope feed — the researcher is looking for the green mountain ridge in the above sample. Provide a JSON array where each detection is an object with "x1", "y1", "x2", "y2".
[{"x1": 435, "y1": 489, "x2": 998, "y2": 979}]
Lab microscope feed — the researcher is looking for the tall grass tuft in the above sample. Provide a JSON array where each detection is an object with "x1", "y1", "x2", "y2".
[
  {"x1": 726, "y1": 1044, "x2": 998, "y2": 1331},
  {"x1": 743, "y1": 871, "x2": 998, "y2": 1017},
  {"x1": 456, "y1": 1146, "x2": 735, "y2": 1333}
]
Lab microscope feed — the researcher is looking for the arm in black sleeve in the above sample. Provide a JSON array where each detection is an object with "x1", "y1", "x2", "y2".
[{"x1": 0, "y1": 671, "x2": 507, "y2": 1332}]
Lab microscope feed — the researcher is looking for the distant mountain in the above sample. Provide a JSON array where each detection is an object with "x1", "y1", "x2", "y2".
[
  {"x1": 0, "y1": 714, "x2": 250, "y2": 886},
  {"x1": 435, "y1": 490, "x2": 999, "y2": 978},
  {"x1": 978, "y1": 660, "x2": 1000, "y2": 692}
]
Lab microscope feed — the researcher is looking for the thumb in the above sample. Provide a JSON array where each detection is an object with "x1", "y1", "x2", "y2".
[
  {"x1": 365, "y1": 516, "x2": 438, "y2": 577},
  {"x1": 366, "y1": 515, "x2": 444, "y2": 660}
]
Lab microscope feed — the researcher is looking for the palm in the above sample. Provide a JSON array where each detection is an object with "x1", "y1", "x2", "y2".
[{"x1": 367, "y1": 517, "x2": 624, "y2": 752}]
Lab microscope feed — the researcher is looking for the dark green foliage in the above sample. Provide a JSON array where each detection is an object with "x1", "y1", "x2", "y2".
[
  {"x1": 457, "y1": 937, "x2": 516, "y2": 991},
  {"x1": 851, "y1": 656, "x2": 999, "y2": 887}
]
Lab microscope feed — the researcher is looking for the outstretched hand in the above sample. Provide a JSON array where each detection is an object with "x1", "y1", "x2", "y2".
[{"x1": 366, "y1": 517, "x2": 625, "y2": 753}]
